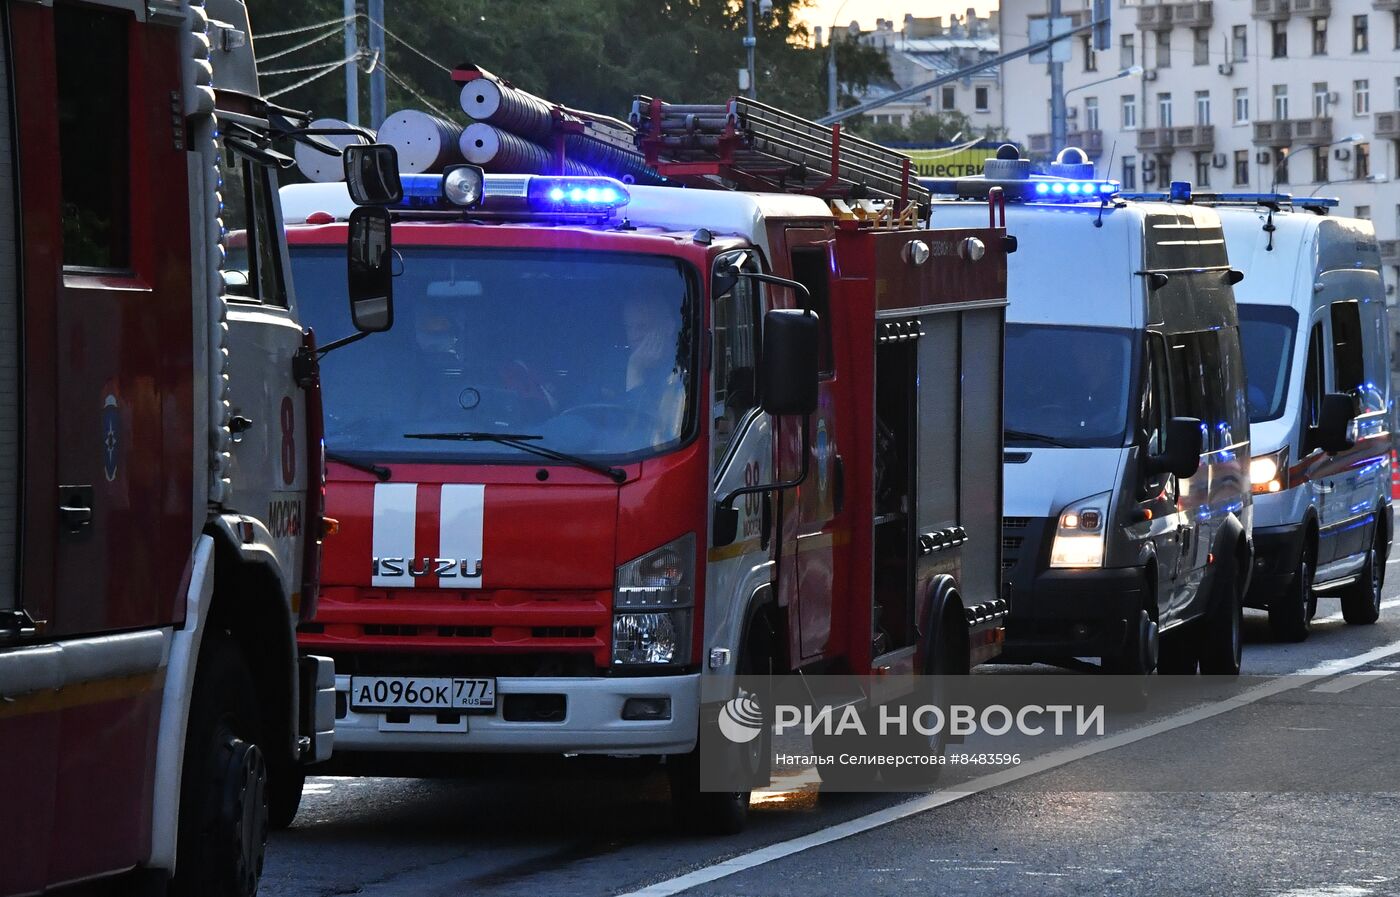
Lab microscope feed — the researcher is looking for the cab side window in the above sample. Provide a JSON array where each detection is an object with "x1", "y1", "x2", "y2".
[
  {"x1": 790, "y1": 246, "x2": 833, "y2": 378},
  {"x1": 1330, "y1": 300, "x2": 1365, "y2": 399},
  {"x1": 712, "y1": 254, "x2": 762, "y2": 469},
  {"x1": 218, "y1": 143, "x2": 288, "y2": 307},
  {"x1": 1141, "y1": 333, "x2": 1170, "y2": 456},
  {"x1": 1303, "y1": 322, "x2": 1325, "y2": 429}
]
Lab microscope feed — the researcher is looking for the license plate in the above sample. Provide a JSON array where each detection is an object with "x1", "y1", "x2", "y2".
[{"x1": 349, "y1": 676, "x2": 496, "y2": 712}]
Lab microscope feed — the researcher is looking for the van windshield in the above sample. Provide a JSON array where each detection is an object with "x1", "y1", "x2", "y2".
[
  {"x1": 288, "y1": 246, "x2": 696, "y2": 463},
  {"x1": 1005, "y1": 324, "x2": 1136, "y2": 448},
  {"x1": 1237, "y1": 304, "x2": 1298, "y2": 423}
]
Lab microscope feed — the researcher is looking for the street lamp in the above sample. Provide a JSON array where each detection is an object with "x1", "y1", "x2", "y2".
[
  {"x1": 1064, "y1": 65, "x2": 1144, "y2": 99},
  {"x1": 825, "y1": 0, "x2": 853, "y2": 116},
  {"x1": 1307, "y1": 172, "x2": 1390, "y2": 197},
  {"x1": 1273, "y1": 133, "x2": 1363, "y2": 190},
  {"x1": 744, "y1": 0, "x2": 774, "y2": 99}
]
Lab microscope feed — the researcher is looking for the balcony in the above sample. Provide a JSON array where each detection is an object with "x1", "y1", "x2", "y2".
[
  {"x1": 1252, "y1": 0, "x2": 1290, "y2": 20},
  {"x1": 1137, "y1": 4, "x2": 1174, "y2": 29},
  {"x1": 1172, "y1": 125, "x2": 1215, "y2": 150},
  {"x1": 1172, "y1": 1, "x2": 1214, "y2": 26},
  {"x1": 1028, "y1": 133, "x2": 1053, "y2": 156},
  {"x1": 1381, "y1": 240, "x2": 1399, "y2": 266},
  {"x1": 1375, "y1": 111, "x2": 1400, "y2": 139},
  {"x1": 1136, "y1": 127, "x2": 1175, "y2": 151},
  {"x1": 1375, "y1": 0, "x2": 1400, "y2": 11},
  {"x1": 1137, "y1": 1, "x2": 1213, "y2": 29},
  {"x1": 1027, "y1": 130, "x2": 1105, "y2": 156},
  {"x1": 1252, "y1": 117, "x2": 1332, "y2": 146},
  {"x1": 1291, "y1": 0, "x2": 1330, "y2": 15}
]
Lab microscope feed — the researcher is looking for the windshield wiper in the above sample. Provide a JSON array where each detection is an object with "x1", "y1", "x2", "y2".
[
  {"x1": 402, "y1": 431, "x2": 627, "y2": 484},
  {"x1": 326, "y1": 451, "x2": 392, "y2": 481},
  {"x1": 1004, "y1": 429, "x2": 1074, "y2": 448}
]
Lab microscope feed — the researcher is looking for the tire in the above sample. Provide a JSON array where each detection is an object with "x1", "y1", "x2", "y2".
[
  {"x1": 1199, "y1": 558, "x2": 1243, "y2": 676},
  {"x1": 881, "y1": 613, "x2": 964, "y2": 789},
  {"x1": 1341, "y1": 540, "x2": 1383, "y2": 626},
  {"x1": 170, "y1": 632, "x2": 269, "y2": 897},
  {"x1": 1103, "y1": 607, "x2": 1159, "y2": 676},
  {"x1": 267, "y1": 764, "x2": 306, "y2": 831},
  {"x1": 1156, "y1": 624, "x2": 1199, "y2": 675},
  {"x1": 1268, "y1": 546, "x2": 1314, "y2": 643}
]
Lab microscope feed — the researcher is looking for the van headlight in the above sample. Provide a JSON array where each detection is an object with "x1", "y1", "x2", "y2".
[
  {"x1": 1049, "y1": 492, "x2": 1110, "y2": 569},
  {"x1": 612, "y1": 533, "x2": 695, "y2": 666},
  {"x1": 1250, "y1": 447, "x2": 1289, "y2": 495}
]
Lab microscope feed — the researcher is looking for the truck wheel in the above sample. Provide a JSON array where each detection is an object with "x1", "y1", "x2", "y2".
[
  {"x1": 267, "y1": 765, "x2": 306, "y2": 830},
  {"x1": 1268, "y1": 548, "x2": 1313, "y2": 642},
  {"x1": 170, "y1": 632, "x2": 268, "y2": 897},
  {"x1": 1199, "y1": 560, "x2": 1243, "y2": 676},
  {"x1": 1340, "y1": 539, "x2": 1384, "y2": 625}
]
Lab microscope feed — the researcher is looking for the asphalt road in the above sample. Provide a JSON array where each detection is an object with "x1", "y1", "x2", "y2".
[{"x1": 262, "y1": 548, "x2": 1400, "y2": 897}]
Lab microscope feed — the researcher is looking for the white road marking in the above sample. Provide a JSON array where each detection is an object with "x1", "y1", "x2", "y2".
[
  {"x1": 1311, "y1": 597, "x2": 1400, "y2": 625},
  {"x1": 616, "y1": 636, "x2": 1400, "y2": 897},
  {"x1": 1270, "y1": 887, "x2": 1373, "y2": 897},
  {"x1": 1310, "y1": 670, "x2": 1397, "y2": 694}
]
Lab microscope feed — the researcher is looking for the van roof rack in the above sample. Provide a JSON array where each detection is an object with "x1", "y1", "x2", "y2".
[{"x1": 1118, "y1": 191, "x2": 1339, "y2": 214}]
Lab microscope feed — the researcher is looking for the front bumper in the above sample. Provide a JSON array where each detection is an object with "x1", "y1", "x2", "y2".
[
  {"x1": 329, "y1": 672, "x2": 701, "y2": 755},
  {"x1": 1001, "y1": 566, "x2": 1147, "y2": 661},
  {"x1": 1245, "y1": 522, "x2": 1307, "y2": 610}
]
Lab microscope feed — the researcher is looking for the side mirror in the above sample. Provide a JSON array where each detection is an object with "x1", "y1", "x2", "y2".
[
  {"x1": 1314, "y1": 393, "x2": 1356, "y2": 453},
  {"x1": 760, "y1": 309, "x2": 819, "y2": 416},
  {"x1": 344, "y1": 144, "x2": 403, "y2": 206},
  {"x1": 713, "y1": 503, "x2": 740, "y2": 547},
  {"x1": 347, "y1": 206, "x2": 394, "y2": 333},
  {"x1": 1150, "y1": 416, "x2": 1203, "y2": 479}
]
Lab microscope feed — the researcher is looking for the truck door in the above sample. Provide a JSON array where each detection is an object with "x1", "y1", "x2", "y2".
[
  {"x1": 6, "y1": 2, "x2": 192, "y2": 883},
  {"x1": 786, "y1": 237, "x2": 841, "y2": 661}
]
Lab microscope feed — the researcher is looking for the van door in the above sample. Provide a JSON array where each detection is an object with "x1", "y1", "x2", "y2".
[
  {"x1": 1165, "y1": 332, "x2": 1213, "y2": 618},
  {"x1": 1325, "y1": 299, "x2": 1388, "y2": 561},
  {"x1": 1138, "y1": 333, "x2": 1181, "y2": 626}
]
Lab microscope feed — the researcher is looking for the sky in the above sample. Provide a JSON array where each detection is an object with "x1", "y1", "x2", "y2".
[{"x1": 801, "y1": 1, "x2": 997, "y2": 34}]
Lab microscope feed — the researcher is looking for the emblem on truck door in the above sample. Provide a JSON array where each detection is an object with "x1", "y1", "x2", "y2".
[{"x1": 371, "y1": 557, "x2": 483, "y2": 579}]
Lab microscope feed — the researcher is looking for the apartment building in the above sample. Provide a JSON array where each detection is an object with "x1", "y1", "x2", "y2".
[
  {"x1": 1000, "y1": 0, "x2": 1400, "y2": 283},
  {"x1": 827, "y1": 11, "x2": 1005, "y2": 134}
]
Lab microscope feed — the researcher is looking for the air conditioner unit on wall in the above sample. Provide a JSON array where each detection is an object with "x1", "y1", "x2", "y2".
[
  {"x1": 1143, "y1": 158, "x2": 1158, "y2": 171},
  {"x1": 1218, "y1": 62, "x2": 1234, "y2": 75},
  {"x1": 1335, "y1": 147, "x2": 1352, "y2": 160},
  {"x1": 1256, "y1": 150, "x2": 1273, "y2": 164},
  {"x1": 1327, "y1": 91, "x2": 1339, "y2": 104},
  {"x1": 1143, "y1": 69, "x2": 1159, "y2": 81},
  {"x1": 1143, "y1": 171, "x2": 1157, "y2": 185},
  {"x1": 1212, "y1": 153, "x2": 1228, "y2": 168}
]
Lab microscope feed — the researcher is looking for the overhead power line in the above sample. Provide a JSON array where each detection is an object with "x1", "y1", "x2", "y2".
[
  {"x1": 379, "y1": 61, "x2": 454, "y2": 119},
  {"x1": 256, "y1": 15, "x2": 355, "y2": 40},
  {"x1": 256, "y1": 26, "x2": 344, "y2": 64},
  {"x1": 266, "y1": 54, "x2": 359, "y2": 99}
]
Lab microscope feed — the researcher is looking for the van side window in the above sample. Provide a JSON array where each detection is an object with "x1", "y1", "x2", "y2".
[
  {"x1": 55, "y1": 4, "x2": 130, "y2": 269},
  {"x1": 712, "y1": 253, "x2": 762, "y2": 469},
  {"x1": 1216, "y1": 327, "x2": 1250, "y2": 446},
  {"x1": 1303, "y1": 322, "x2": 1324, "y2": 429},
  {"x1": 219, "y1": 143, "x2": 288, "y2": 307},
  {"x1": 1168, "y1": 334, "x2": 1208, "y2": 428},
  {"x1": 1141, "y1": 334, "x2": 1170, "y2": 456},
  {"x1": 1330, "y1": 300, "x2": 1365, "y2": 398},
  {"x1": 790, "y1": 247, "x2": 833, "y2": 377}
]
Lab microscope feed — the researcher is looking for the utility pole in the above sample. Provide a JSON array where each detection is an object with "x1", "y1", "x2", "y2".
[
  {"x1": 744, "y1": 0, "x2": 757, "y2": 99},
  {"x1": 367, "y1": 0, "x2": 386, "y2": 128},
  {"x1": 827, "y1": 31, "x2": 839, "y2": 116},
  {"x1": 1049, "y1": 0, "x2": 1067, "y2": 153},
  {"x1": 343, "y1": 0, "x2": 359, "y2": 126}
]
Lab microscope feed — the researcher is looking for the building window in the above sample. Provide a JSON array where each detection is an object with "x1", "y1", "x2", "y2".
[
  {"x1": 1193, "y1": 28, "x2": 1210, "y2": 65},
  {"x1": 1354, "y1": 79, "x2": 1370, "y2": 115},
  {"x1": 1158, "y1": 92, "x2": 1173, "y2": 127},
  {"x1": 1276, "y1": 147, "x2": 1290, "y2": 185},
  {"x1": 1314, "y1": 145, "x2": 1329, "y2": 182},
  {"x1": 1312, "y1": 17, "x2": 1328, "y2": 55},
  {"x1": 1122, "y1": 33, "x2": 1135, "y2": 68},
  {"x1": 1313, "y1": 82, "x2": 1330, "y2": 117},
  {"x1": 975, "y1": 86, "x2": 989, "y2": 112},
  {"x1": 1123, "y1": 155, "x2": 1137, "y2": 190},
  {"x1": 1085, "y1": 96, "x2": 1100, "y2": 130},
  {"x1": 1234, "y1": 87, "x2": 1249, "y2": 124},
  {"x1": 1156, "y1": 30, "x2": 1171, "y2": 67},
  {"x1": 941, "y1": 86, "x2": 955, "y2": 111},
  {"x1": 1355, "y1": 205, "x2": 1371, "y2": 219},
  {"x1": 1232, "y1": 24, "x2": 1248, "y2": 62},
  {"x1": 1272, "y1": 20, "x2": 1288, "y2": 58},
  {"x1": 1357, "y1": 142, "x2": 1371, "y2": 178},
  {"x1": 56, "y1": 5, "x2": 131, "y2": 269},
  {"x1": 1234, "y1": 149, "x2": 1249, "y2": 185},
  {"x1": 1273, "y1": 84, "x2": 1289, "y2": 120},
  {"x1": 1122, "y1": 94, "x2": 1138, "y2": 129},
  {"x1": 1083, "y1": 35, "x2": 1098, "y2": 72},
  {"x1": 1195, "y1": 152, "x2": 1211, "y2": 187},
  {"x1": 1354, "y1": 15, "x2": 1369, "y2": 52},
  {"x1": 1195, "y1": 90, "x2": 1211, "y2": 125}
]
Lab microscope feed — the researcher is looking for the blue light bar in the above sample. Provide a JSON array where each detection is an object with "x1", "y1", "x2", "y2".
[
  {"x1": 526, "y1": 177, "x2": 630, "y2": 214},
  {"x1": 398, "y1": 173, "x2": 450, "y2": 210},
  {"x1": 923, "y1": 176, "x2": 1120, "y2": 203}
]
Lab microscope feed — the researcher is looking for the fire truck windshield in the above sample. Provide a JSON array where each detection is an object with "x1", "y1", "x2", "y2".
[
  {"x1": 289, "y1": 246, "x2": 697, "y2": 463},
  {"x1": 1005, "y1": 323, "x2": 1137, "y2": 448}
]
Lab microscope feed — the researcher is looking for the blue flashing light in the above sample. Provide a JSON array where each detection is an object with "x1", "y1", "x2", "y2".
[
  {"x1": 1035, "y1": 182, "x2": 1050, "y2": 195},
  {"x1": 1050, "y1": 182, "x2": 1066, "y2": 195},
  {"x1": 1169, "y1": 180, "x2": 1193, "y2": 203},
  {"x1": 527, "y1": 176, "x2": 631, "y2": 215},
  {"x1": 398, "y1": 173, "x2": 449, "y2": 210}
]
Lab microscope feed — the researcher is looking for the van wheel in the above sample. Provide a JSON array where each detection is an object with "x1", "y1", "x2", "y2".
[
  {"x1": 267, "y1": 765, "x2": 306, "y2": 830},
  {"x1": 1199, "y1": 560, "x2": 1243, "y2": 676},
  {"x1": 1156, "y1": 626, "x2": 1198, "y2": 675},
  {"x1": 1104, "y1": 608, "x2": 1158, "y2": 675},
  {"x1": 170, "y1": 633, "x2": 268, "y2": 897},
  {"x1": 1268, "y1": 548, "x2": 1313, "y2": 642},
  {"x1": 1340, "y1": 541, "x2": 1383, "y2": 625}
]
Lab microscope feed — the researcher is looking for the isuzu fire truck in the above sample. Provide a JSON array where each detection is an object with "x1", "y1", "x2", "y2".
[
  {"x1": 0, "y1": 1, "x2": 389, "y2": 894},
  {"x1": 280, "y1": 83, "x2": 1011, "y2": 831}
]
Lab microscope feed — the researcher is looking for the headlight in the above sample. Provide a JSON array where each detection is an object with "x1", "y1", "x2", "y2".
[
  {"x1": 613, "y1": 534, "x2": 695, "y2": 666},
  {"x1": 1250, "y1": 447, "x2": 1289, "y2": 495},
  {"x1": 1049, "y1": 492, "x2": 1110, "y2": 569}
]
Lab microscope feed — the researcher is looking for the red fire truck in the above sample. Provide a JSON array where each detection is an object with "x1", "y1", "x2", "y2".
[
  {"x1": 280, "y1": 79, "x2": 1010, "y2": 831},
  {"x1": 0, "y1": 1, "x2": 390, "y2": 894}
]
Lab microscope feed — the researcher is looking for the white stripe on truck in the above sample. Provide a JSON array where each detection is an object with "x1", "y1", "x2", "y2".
[
  {"x1": 371, "y1": 482, "x2": 418, "y2": 588},
  {"x1": 439, "y1": 484, "x2": 486, "y2": 590}
]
